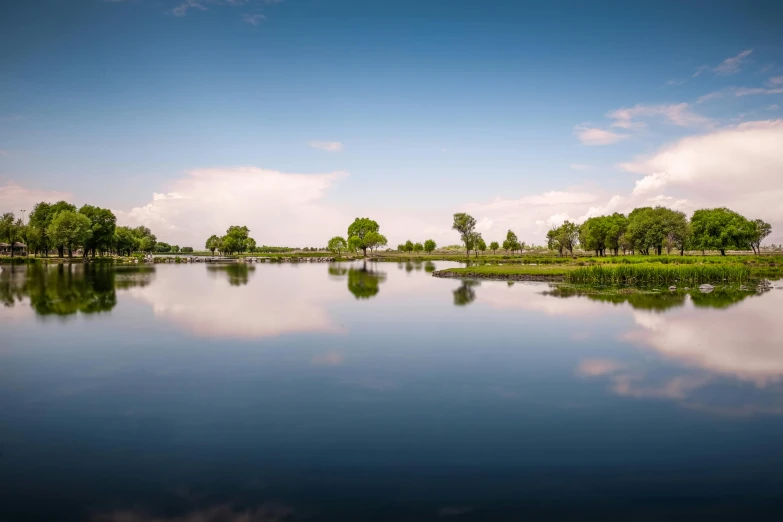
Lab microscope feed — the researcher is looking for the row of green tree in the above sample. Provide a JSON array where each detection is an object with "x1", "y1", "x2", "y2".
[
  {"x1": 2, "y1": 202, "x2": 162, "y2": 258},
  {"x1": 450, "y1": 207, "x2": 772, "y2": 258},
  {"x1": 395, "y1": 239, "x2": 437, "y2": 254},
  {"x1": 546, "y1": 207, "x2": 772, "y2": 256}
]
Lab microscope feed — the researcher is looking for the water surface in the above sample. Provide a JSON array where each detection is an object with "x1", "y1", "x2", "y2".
[{"x1": 2, "y1": 261, "x2": 783, "y2": 521}]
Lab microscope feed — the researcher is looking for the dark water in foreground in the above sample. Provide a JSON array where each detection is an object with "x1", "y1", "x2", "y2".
[{"x1": 2, "y1": 261, "x2": 783, "y2": 521}]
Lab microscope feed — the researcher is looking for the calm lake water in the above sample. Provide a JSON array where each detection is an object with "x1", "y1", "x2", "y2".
[{"x1": 2, "y1": 261, "x2": 783, "y2": 521}]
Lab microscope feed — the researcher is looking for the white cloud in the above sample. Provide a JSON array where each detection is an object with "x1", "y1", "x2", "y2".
[
  {"x1": 666, "y1": 79, "x2": 686, "y2": 86},
  {"x1": 0, "y1": 182, "x2": 72, "y2": 216},
  {"x1": 573, "y1": 125, "x2": 628, "y2": 146},
  {"x1": 768, "y1": 104, "x2": 781, "y2": 111},
  {"x1": 713, "y1": 49, "x2": 753, "y2": 75},
  {"x1": 692, "y1": 65, "x2": 709, "y2": 78},
  {"x1": 464, "y1": 119, "x2": 783, "y2": 245},
  {"x1": 619, "y1": 119, "x2": 783, "y2": 240},
  {"x1": 768, "y1": 76, "x2": 783, "y2": 87},
  {"x1": 242, "y1": 12, "x2": 265, "y2": 25},
  {"x1": 696, "y1": 91, "x2": 723, "y2": 104},
  {"x1": 308, "y1": 140, "x2": 344, "y2": 152},
  {"x1": 116, "y1": 166, "x2": 348, "y2": 246},
  {"x1": 172, "y1": 0, "x2": 206, "y2": 17},
  {"x1": 607, "y1": 103, "x2": 712, "y2": 129},
  {"x1": 733, "y1": 87, "x2": 783, "y2": 97}
]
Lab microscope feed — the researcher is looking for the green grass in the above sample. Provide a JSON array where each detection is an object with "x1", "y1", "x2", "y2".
[
  {"x1": 431, "y1": 254, "x2": 783, "y2": 285},
  {"x1": 433, "y1": 264, "x2": 574, "y2": 279},
  {"x1": 565, "y1": 263, "x2": 752, "y2": 285}
]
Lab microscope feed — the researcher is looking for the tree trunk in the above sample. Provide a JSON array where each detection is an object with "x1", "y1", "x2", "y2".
[
  {"x1": 720, "y1": 249, "x2": 725, "y2": 256},
  {"x1": 58, "y1": 246, "x2": 64, "y2": 258},
  {"x1": 362, "y1": 247, "x2": 367, "y2": 257},
  {"x1": 68, "y1": 248, "x2": 73, "y2": 258}
]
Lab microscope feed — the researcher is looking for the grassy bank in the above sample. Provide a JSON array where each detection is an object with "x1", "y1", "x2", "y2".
[
  {"x1": 566, "y1": 264, "x2": 752, "y2": 285},
  {"x1": 432, "y1": 254, "x2": 783, "y2": 284}
]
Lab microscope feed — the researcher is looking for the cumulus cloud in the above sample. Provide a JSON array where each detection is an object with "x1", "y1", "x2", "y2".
[
  {"x1": 116, "y1": 166, "x2": 348, "y2": 246},
  {"x1": 463, "y1": 119, "x2": 783, "y2": 244},
  {"x1": 713, "y1": 49, "x2": 753, "y2": 75},
  {"x1": 573, "y1": 125, "x2": 628, "y2": 145},
  {"x1": 0, "y1": 182, "x2": 72, "y2": 215},
  {"x1": 619, "y1": 119, "x2": 783, "y2": 239},
  {"x1": 308, "y1": 140, "x2": 344, "y2": 152}
]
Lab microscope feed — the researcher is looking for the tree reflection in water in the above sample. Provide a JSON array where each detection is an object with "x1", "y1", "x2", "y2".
[
  {"x1": 206, "y1": 263, "x2": 256, "y2": 286},
  {"x1": 453, "y1": 279, "x2": 480, "y2": 306},
  {"x1": 328, "y1": 261, "x2": 387, "y2": 300},
  {"x1": 0, "y1": 263, "x2": 156, "y2": 316},
  {"x1": 544, "y1": 284, "x2": 766, "y2": 311},
  {"x1": 347, "y1": 263, "x2": 387, "y2": 299}
]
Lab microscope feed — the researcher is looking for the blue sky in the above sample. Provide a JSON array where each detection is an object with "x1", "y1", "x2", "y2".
[{"x1": 1, "y1": 0, "x2": 782, "y2": 246}]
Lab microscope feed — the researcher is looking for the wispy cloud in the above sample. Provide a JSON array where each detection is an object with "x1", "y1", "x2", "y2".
[
  {"x1": 696, "y1": 91, "x2": 724, "y2": 104},
  {"x1": 666, "y1": 79, "x2": 686, "y2": 86},
  {"x1": 607, "y1": 103, "x2": 711, "y2": 129},
  {"x1": 768, "y1": 76, "x2": 783, "y2": 87},
  {"x1": 242, "y1": 12, "x2": 265, "y2": 25},
  {"x1": 692, "y1": 65, "x2": 709, "y2": 78},
  {"x1": 172, "y1": 0, "x2": 206, "y2": 17},
  {"x1": 713, "y1": 49, "x2": 753, "y2": 75},
  {"x1": 573, "y1": 125, "x2": 628, "y2": 146},
  {"x1": 0, "y1": 150, "x2": 9, "y2": 157},
  {"x1": 308, "y1": 140, "x2": 344, "y2": 152},
  {"x1": 733, "y1": 87, "x2": 783, "y2": 97}
]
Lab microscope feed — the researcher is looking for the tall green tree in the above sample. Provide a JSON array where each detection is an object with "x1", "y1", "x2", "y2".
[
  {"x1": 690, "y1": 208, "x2": 752, "y2": 256},
  {"x1": 749, "y1": 219, "x2": 772, "y2": 254},
  {"x1": 452, "y1": 213, "x2": 477, "y2": 257},
  {"x1": 327, "y1": 236, "x2": 348, "y2": 257},
  {"x1": 476, "y1": 235, "x2": 487, "y2": 257},
  {"x1": 28, "y1": 201, "x2": 77, "y2": 256},
  {"x1": 347, "y1": 217, "x2": 381, "y2": 257},
  {"x1": 505, "y1": 230, "x2": 520, "y2": 253},
  {"x1": 78, "y1": 205, "x2": 117, "y2": 257},
  {"x1": 489, "y1": 240, "x2": 499, "y2": 254},
  {"x1": 46, "y1": 211, "x2": 92, "y2": 258},
  {"x1": 205, "y1": 234, "x2": 221, "y2": 255},
  {"x1": 133, "y1": 226, "x2": 157, "y2": 253},
  {"x1": 0, "y1": 213, "x2": 20, "y2": 257},
  {"x1": 413, "y1": 241, "x2": 424, "y2": 253},
  {"x1": 114, "y1": 226, "x2": 141, "y2": 256},
  {"x1": 404, "y1": 239, "x2": 414, "y2": 253},
  {"x1": 424, "y1": 239, "x2": 437, "y2": 254}
]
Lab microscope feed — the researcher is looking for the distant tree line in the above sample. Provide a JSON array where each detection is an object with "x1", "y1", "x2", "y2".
[
  {"x1": 547, "y1": 207, "x2": 771, "y2": 257},
  {"x1": 449, "y1": 206, "x2": 772, "y2": 258},
  {"x1": 1, "y1": 201, "x2": 162, "y2": 258},
  {"x1": 396, "y1": 239, "x2": 437, "y2": 255}
]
